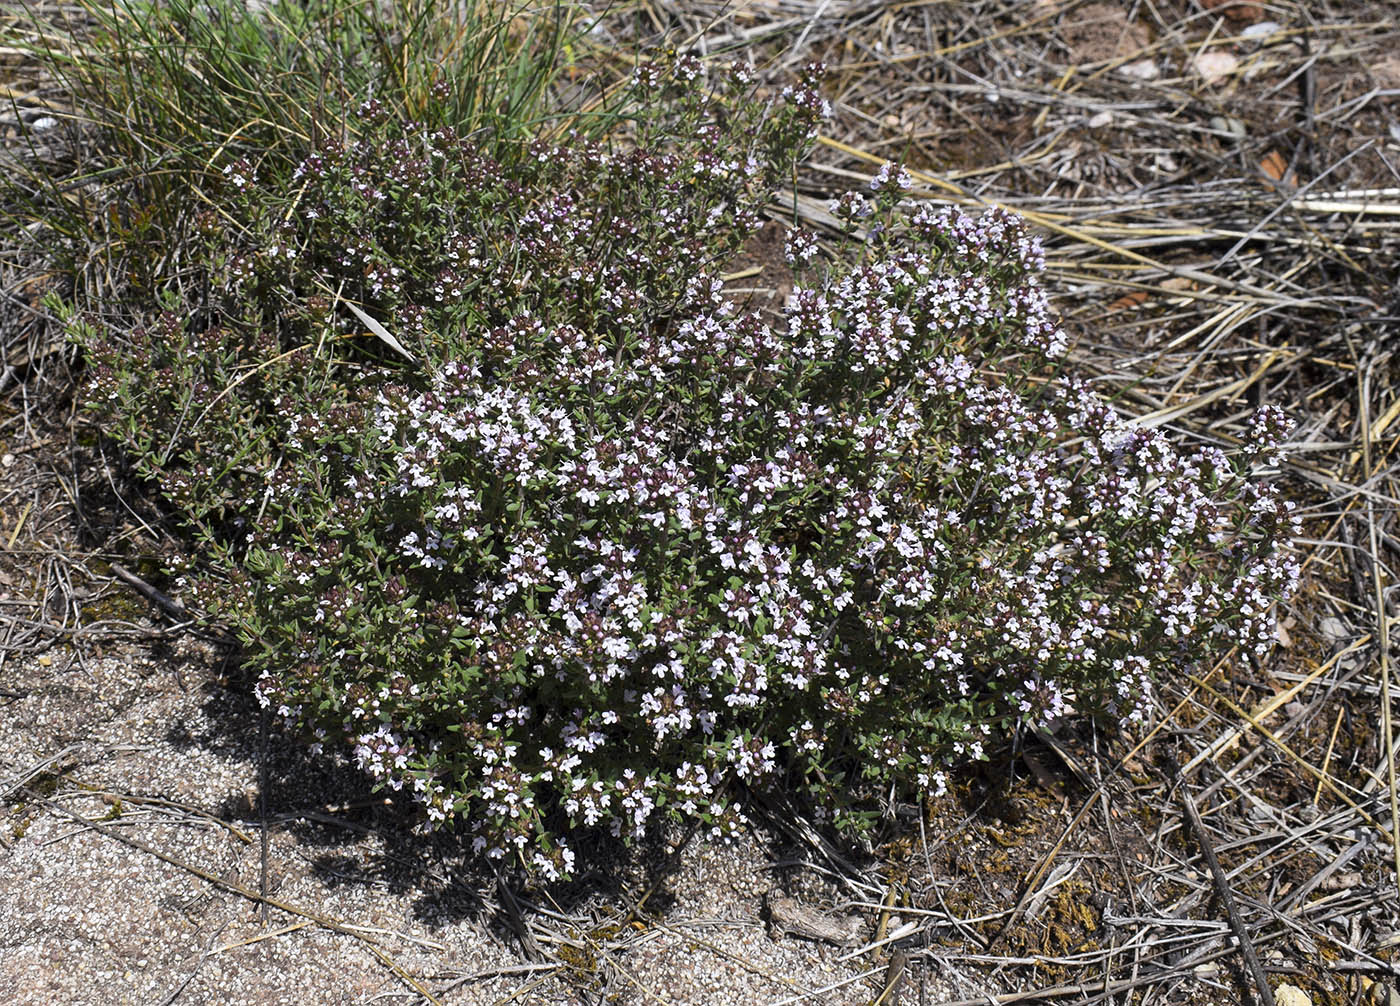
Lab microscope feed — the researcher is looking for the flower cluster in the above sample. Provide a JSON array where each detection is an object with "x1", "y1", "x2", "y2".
[
  {"x1": 241, "y1": 190, "x2": 1296, "y2": 872},
  {"x1": 74, "y1": 62, "x2": 1297, "y2": 879}
]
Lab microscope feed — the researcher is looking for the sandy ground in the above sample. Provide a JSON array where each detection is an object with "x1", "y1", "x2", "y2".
[{"x1": 0, "y1": 628, "x2": 942, "y2": 1005}]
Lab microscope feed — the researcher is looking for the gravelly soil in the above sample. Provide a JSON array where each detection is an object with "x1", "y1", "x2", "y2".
[{"x1": 0, "y1": 631, "x2": 902, "y2": 1005}]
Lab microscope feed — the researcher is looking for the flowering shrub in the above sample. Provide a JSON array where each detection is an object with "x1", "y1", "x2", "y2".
[{"x1": 73, "y1": 59, "x2": 1298, "y2": 879}]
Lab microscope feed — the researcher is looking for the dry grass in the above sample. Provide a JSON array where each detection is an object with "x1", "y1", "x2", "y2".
[{"x1": 2, "y1": 0, "x2": 1399, "y2": 1004}]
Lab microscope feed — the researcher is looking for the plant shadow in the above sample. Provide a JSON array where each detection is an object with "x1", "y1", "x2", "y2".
[{"x1": 161, "y1": 651, "x2": 682, "y2": 946}]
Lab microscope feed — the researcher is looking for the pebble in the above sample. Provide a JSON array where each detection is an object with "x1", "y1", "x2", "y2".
[
  {"x1": 1318, "y1": 616, "x2": 1351, "y2": 644},
  {"x1": 1210, "y1": 116, "x2": 1247, "y2": 140},
  {"x1": 1117, "y1": 59, "x2": 1159, "y2": 80}
]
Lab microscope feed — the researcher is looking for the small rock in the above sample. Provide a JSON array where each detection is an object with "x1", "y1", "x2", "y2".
[
  {"x1": 1118, "y1": 58, "x2": 1159, "y2": 80},
  {"x1": 1247, "y1": 802, "x2": 1273, "y2": 822},
  {"x1": 1274, "y1": 984, "x2": 1311, "y2": 1006},
  {"x1": 1319, "y1": 871, "x2": 1361, "y2": 891},
  {"x1": 1365, "y1": 981, "x2": 1400, "y2": 1006},
  {"x1": 1318, "y1": 616, "x2": 1350, "y2": 644},
  {"x1": 1088, "y1": 110, "x2": 1113, "y2": 129},
  {"x1": 1194, "y1": 50, "x2": 1240, "y2": 85},
  {"x1": 0, "y1": 453, "x2": 12, "y2": 468},
  {"x1": 1211, "y1": 115, "x2": 1247, "y2": 140},
  {"x1": 764, "y1": 892, "x2": 864, "y2": 947}
]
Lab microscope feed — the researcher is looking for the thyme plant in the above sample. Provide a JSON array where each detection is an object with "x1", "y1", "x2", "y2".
[{"x1": 72, "y1": 59, "x2": 1298, "y2": 879}]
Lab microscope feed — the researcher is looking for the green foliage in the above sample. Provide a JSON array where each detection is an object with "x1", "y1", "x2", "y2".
[
  {"x1": 5, "y1": 0, "x2": 586, "y2": 309},
  {"x1": 49, "y1": 38, "x2": 1299, "y2": 881}
]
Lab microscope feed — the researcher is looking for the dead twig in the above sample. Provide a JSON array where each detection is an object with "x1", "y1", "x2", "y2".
[
  {"x1": 109, "y1": 561, "x2": 185, "y2": 618},
  {"x1": 1177, "y1": 779, "x2": 1277, "y2": 1006}
]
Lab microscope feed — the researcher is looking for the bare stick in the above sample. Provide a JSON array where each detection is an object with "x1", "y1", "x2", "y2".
[
  {"x1": 873, "y1": 950, "x2": 907, "y2": 1006},
  {"x1": 1178, "y1": 782, "x2": 1276, "y2": 1006},
  {"x1": 1359, "y1": 356, "x2": 1400, "y2": 885},
  {"x1": 109, "y1": 562, "x2": 185, "y2": 618},
  {"x1": 259, "y1": 702, "x2": 270, "y2": 928}
]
